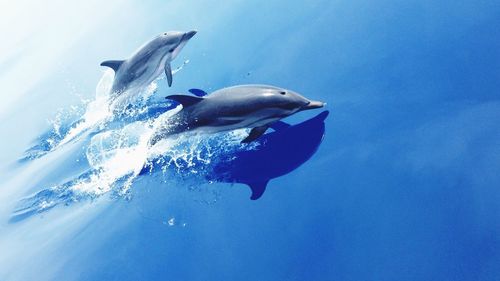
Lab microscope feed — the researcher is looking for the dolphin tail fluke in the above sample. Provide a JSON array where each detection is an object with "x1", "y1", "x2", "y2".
[
  {"x1": 100, "y1": 60, "x2": 124, "y2": 72},
  {"x1": 241, "y1": 125, "x2": 269, "y2": 143},
  {"x1": 248, "y1": 180, "x2": 269, "y2": 200},
  {"x1": 164, "y1": 63, "x2": 173, "y2": 87}
]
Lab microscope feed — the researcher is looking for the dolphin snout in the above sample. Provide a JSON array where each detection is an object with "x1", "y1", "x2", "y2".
[
  {"x1": 302, "y1": 100, "x2": 325, "y2": 110},
  {"x1": 184, "y1": 30, "x2": 197, "y2": 40}
]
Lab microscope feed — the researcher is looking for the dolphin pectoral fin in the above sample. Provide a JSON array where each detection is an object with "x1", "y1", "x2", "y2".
[
  {"x1": 241, "y1": 125, "x2": 269, "y2": 143},
  {"x1": 270, "y1": 121, "x2": 291, "y2": 131},
  {"x1": 188, "y1": 88, "x2": 209, "y2": 97},
  {"x1": 100, "y1": 60, "x2": 124, "y2": 72},
  {"x1": 165, "y1": 63, "x2": 173, "y2": 87},
  {"x1": 165, "y1": 94, "x2": 204, "y2": 107},
  {"x1": 247, "y1": 180, "x2": 269, "y2": 200}
]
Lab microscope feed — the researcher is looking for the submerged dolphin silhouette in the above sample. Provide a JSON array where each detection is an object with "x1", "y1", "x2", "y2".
[
  {"x1": 210, "y1": 111, "x2": 329, "y2": 199},
  {"x1": 101, "y1": 30, "x2": 197, "y2": 96},
  {"x1": 149, "y1": 85, "x2": 325, "y2": 145}
]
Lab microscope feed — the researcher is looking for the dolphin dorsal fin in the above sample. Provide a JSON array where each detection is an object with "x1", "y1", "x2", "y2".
[
  {"x1": 188, "y1": 88, "x2": 209, "y2": 97},
  {"x1": 165, "y1": 95, "x2": 204, "y2": 107},
  {"x1": 247, "y1": 180, "x2": 269, "y2": 200},
  {"x1": 100, "y1": 60, "x2": 124, "y2": 72}
]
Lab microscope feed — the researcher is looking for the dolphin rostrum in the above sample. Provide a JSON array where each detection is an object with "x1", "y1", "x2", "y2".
[
  {"x1": 100, "y1": 30, "x2": 197, "y2": 96},
  {"x1": 149, "y1": 84, "x2": 325, "y2": 145}
]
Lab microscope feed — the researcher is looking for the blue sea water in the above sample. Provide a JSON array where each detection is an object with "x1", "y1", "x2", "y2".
[{"x1": 1, "y1": 0, "x2": 500, "y2": 280}]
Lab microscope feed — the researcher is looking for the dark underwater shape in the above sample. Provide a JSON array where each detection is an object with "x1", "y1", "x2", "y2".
[
  {"x1": 188, "y1": 88, "x2": 209, "y2": 97},
  {"x1": 210, "y1": 110, "x2": 329, "y2": 199}
]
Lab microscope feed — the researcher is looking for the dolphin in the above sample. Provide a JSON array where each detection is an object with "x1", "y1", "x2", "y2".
[
  {"x1": 100, "y1": 30, "x2": 197, "y2": 96},
  {"x1": 149, "y1": 84, "x2": 325, "y2": 145}
]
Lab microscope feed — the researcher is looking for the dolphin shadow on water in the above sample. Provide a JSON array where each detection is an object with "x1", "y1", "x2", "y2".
[{"x1": 210, "y1": 110, "x2": 329, "y2": 199}]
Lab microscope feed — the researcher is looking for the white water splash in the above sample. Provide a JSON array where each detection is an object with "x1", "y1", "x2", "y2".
[
  {"x1": 17, "y1": 58, "x2": 256, "y2": 216},
  {"x1": 55, "y1": 70, "x2": 114, "y2": 147},
  {"x1": 75, "y1": 106, "x2": 183, "y2": 197},
  {"x1": 13, "y1": 111, "x2": 252, "y2": 220},
  {"x1": 75, "y1": 105, "x2": 251, "y2": 199}
]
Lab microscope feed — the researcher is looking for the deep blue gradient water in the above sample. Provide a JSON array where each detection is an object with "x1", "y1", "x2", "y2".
[{"x1": 1, "y1": 1, "x2": 499, "y2": 280}]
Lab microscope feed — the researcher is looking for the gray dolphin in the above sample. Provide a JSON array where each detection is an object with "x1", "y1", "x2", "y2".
[
  {"x1": 100, "y1": 30, "x2": 197, "y2": 96},
  {"x1": 149, "y1": 84, "x2": 325, "y2": 145}
]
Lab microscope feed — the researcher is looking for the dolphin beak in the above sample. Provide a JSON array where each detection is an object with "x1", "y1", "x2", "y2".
[
  {"x1": 183, "y1": 30, "x2": 197, "y2": 41},
  {"x1": 170, "y1": 30, "x2": 197, "y2": 60},
  {"x1": 302, "y1": 100, "x2": 325, "y2": 110}
]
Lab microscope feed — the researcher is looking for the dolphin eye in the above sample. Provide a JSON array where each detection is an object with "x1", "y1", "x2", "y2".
[
  {"x1": 164, "y1": 32, "x2": 168, "y2": 35},
  {"x1": 280, "y1": 91, "x2": 286, "y2": 95}
]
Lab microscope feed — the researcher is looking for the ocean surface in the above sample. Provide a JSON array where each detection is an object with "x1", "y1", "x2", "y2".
[{"x1": 0, "y1": 1, "x2": 499, "y2": 280}]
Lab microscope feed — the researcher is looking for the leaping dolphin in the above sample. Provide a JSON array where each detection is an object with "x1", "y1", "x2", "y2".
[
  {"x1": 100, "y1": 30, "x2": 197, "y2": 96},
  {"x1": 149, "y1": 84, "x2": 325, "y2": 145}
]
